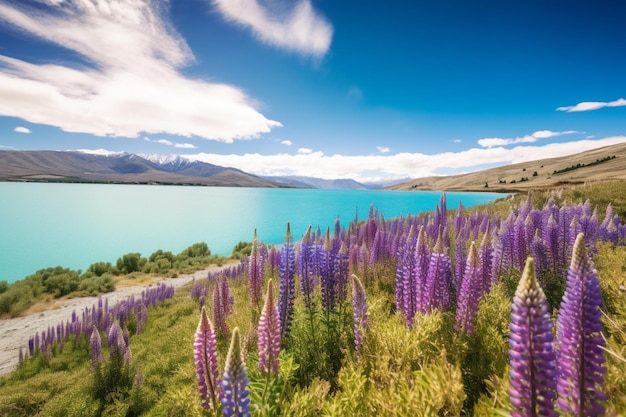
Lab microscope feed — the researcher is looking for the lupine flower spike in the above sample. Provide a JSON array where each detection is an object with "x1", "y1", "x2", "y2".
[
  {"x1": 258, "y1": 279, "x2": 281, "y2": 375},
  {"x1": 455, "y1": 241, "x2": 481, "y2": 334},
  {"x1": 509, "y1": 257, "x2": 558, "y2": 417},
  {"x1": 222, "y1": 327, "x2": 251, "y2": 417},
  {"x1": 248, "y1": 229, "x2": 264, "y2": 308},
  {"x1": 89, "y1": 325, "x2": 103, "y2": 370},
  {"x1": 194, "y1": 306, "x2": 220, "y2": 410},
  {"x1": 351, "y1": 274, "x2": 369, "y2": 361},
  {"x1": 556, "y1": 233, "x2": 607, "y2": 416},
  {"x1": 278, "y1": 222, "x2": 296, "y2": 340}
]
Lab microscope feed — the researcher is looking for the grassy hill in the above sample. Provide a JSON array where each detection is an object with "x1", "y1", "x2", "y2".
[{"x1": 388, "y1": 141, "x2": 626, "y2": 192}]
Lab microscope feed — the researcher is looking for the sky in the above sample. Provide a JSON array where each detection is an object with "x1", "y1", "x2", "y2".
[{"x1": 0, "y1": 0, "x2": 625, "y2": 183}]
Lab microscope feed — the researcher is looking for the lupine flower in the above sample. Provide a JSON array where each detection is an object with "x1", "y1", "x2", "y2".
[
  {"x1": 320, "y1": 227, "x2": 337, "y2": 314},
  {"x1": 89, "y1": 325, "x2": 103, "y2": 369},
  {"x1": 248, "y1": 229, "x2": 264, "y2": 308},
  {"x1": 396, "y1": 226, "x2": 416, "y2": 324},
  {"x1": 194, "y1": 306, "x2": 220, "y2": 410},
  {"x1": 334, "y1": 242, "x2": 350, "y2": 304},
  {"x1": 351, "y1": 274, "x2": 369, "y2": 361},
  {"x1": 108, "y1": 321, "x2": 131, "y2": 363},
  {"x1": 509, "y1": 257, "x2": 558, "y2": 417},
  {"x1": 258, "y1": 279, "x2": 281, "y2": 375},
  {"x1": 455, "y1": 242, "x2": 481, "y2": 334},
  {"x1": 478, "y1": 222, "x2": 495, "y2": 293},
  {"x1": 424, "y1": 226, "x2": 453, "y2": 311},
  {"x1": 556, "y1": 233, "x2": 606, "y2": 416},
  {"x1": 298, "y1": 226, "x2": 318, "y2": 309},
  {"x1": 414, "y1": 225, "x2": 430, "y2": 314},
  {"x1": 278, "y1": 223, "x2": 296, "y2": 340},
  {"x1": 222, "y1": 328, "x2": 251, "y2": 417},
  {"x1": 213, "y1": 277, "x2": 233, "y2": 337}
]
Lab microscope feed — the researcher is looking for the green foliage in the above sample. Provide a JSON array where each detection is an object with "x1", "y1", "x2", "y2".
[
  {"x1": 116, "y1": 253, "x2": 148, "y2": 274},
  {"x1": 231, "y1": 240, "x2": 252, "y2": 259},
  {"x1": 87, "y1": 261, "x2": 114, "y2": 276},
  {"x1": 179, "y1": 242, "x2": 211, "y2": 258}
]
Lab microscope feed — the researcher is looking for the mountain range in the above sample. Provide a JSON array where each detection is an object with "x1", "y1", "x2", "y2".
[
  {"x1": 0, "y1": 151, "x2": 284, "y2": 187},
  {"x1": 1, "y1": 142, "x2": 625, "y2": 190}
]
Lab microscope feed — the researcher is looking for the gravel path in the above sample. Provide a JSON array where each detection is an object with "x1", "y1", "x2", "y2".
[{"x1": 0, "y1": 267, "x2": 217, "y2": 377}]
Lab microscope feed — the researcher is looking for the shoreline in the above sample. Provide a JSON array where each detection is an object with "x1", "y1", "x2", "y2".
[{"x1": 0, "y1": 267, "x2": 220, "y2": 378}]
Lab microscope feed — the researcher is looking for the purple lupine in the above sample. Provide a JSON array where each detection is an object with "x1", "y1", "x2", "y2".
[
  {"x1": 478, "y1": 222, "x2": 495, "y2": 293},
  {"x1": 278, "y1": 223, "x2": 296, "y2": 340},
  {"x1": 454, "y1": 223, "x2": 469, "y2": 294},
  {"x1": 334, "y1": 242, "x2": 350, "y2": 304},
  {"x1": 194, "y1": 306, "x2": 220, "y2": 411},
  {"x1": 556, "y1": 233, "x2": 606, "y2": 416},
  {"x1": 424, "y1": 226, "x2": 453, "y2": 311},
  {"x1": 414, "y1": 225, "x2": 430, "y2": 314},
  {"x1": 509, "y1": 257, "x2": 558, "y2": 417},
  {"x1": 454, "y1": 242, "x2": 482, "y2": 334},
  {"x1": 396, "y1": 226, "x2": 416, "y2": 324},
  {"x1": 351, "y1": 274, "x2": 369, "y2": 361},
  {"x1": 222, "y1": 327, "x2": 251, "y2": 417},
  {"x1": 108, "y1": 321, "x2": 132, "y2": 364},
  {"x1": 89, "y1": 325, "x2": 103, "y2": 370},
  {"x1": 320, "y1": 228, "x2": 337, "y2": 314},
  {"x1": 298, "y1": 226, "x2": 319, "y2": 309},
  {"x1": 258, "y1": 279, "x2": 281, "y2": 375},
  {"x1": 213, "y1": 277, "x2": 233, "y2": 337},
  {"x1": 248, "y1": 229, "x2": 264, "y2": 308}
]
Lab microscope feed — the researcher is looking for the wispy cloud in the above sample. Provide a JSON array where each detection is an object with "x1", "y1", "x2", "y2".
[
  {"x1": 377, "y1": 146, "x2": 390, "y2": 153},
  {"x1": 0, "y1": 0, "x2": 280, "y2": 142},
  {"x1": 280, "y1": 140, "x2": 293, "y2": 146},
  {"x1": 184, "y1": 136, "x2": 626, "y2": 183},
  {"x1": 557, "y1": 98, "x2": 626, "y2": 112},
  {"x1": 144, "y1": 136, "x2": 197, "y2": 149},
  {"x1": 297, "y1": 147, "x2": 314, "y2": 154},
  {"x1": 212, "y1": 0, "x2": 333, "y2": 57},
  {"x1": 14, "y1": 126, "x2": 31, "y2": 134},
  {"x1": 477, "y1": 130, "x2": 579, "y2": 148}
]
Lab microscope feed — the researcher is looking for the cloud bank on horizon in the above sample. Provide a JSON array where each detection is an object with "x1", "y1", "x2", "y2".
[{"x1": 0, "y1": 0, "x2": 625, "y2": 183}]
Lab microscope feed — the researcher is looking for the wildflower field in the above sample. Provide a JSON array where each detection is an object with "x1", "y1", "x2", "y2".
[{"x1": 1, "y1": 183, "x2": 626, "y2": 416}]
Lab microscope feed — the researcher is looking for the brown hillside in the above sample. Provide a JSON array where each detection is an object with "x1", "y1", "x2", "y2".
[{"x1": 387, "y1": 142, "x2": 626, "y2": 192}]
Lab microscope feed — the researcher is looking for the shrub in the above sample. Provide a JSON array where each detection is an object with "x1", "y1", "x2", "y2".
[{"x1": 116, "y1": 253, "x2": 147, "y2": 275}]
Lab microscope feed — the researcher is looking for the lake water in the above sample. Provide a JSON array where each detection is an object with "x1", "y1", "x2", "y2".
[{"x1": 0, "y1": 182, "x2": 507, "y2": 283}]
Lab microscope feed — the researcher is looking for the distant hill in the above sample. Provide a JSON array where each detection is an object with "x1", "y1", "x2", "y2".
[
  {"x1": 262, "y1": 175, "x2": 370, "y2": 190},
  {"x1": 0, "y1": 151, "x2": 286, "y2": 187},
  {"x1": 387, "y1": 142, "x2": 626, "y2": 192}
]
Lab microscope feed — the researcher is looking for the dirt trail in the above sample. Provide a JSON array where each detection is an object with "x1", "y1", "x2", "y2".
[{"x1": 0, "y1": 267, "x2": 217, "y2": 377}]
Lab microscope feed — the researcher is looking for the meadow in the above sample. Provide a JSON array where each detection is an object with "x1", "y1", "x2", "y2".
[{"x1": 0, "y1": 182, "x2": 625, "y2": 416}]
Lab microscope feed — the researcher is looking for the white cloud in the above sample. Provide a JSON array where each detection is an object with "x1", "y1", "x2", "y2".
[
  {"x1": 297, "y1": 147, "x2": 314, "y2": 154},
  {"x1": 212, "y1": 0, "x2": 333, "y2": 57},
  {"x1": 76, "y1": 148, "x2": 125, "y2": 156},
  {"x1": 184, "y1": 136, "x2": 626, "y2": 183},
  {"x1": 280, "y1": 140, "x2": 292, "y2": 146},
  {"x1": 0, "y1": 1, "x2": 281, "y2": 142},
  {"x1": 377, "y1": 146, "x2": 390, "y2": 153},
  {"x1": 14, "y1": 126, "x2": 31, "y2": 133},
  {"x1": 557, "y1": 98, "x2": 626, "y2": 112},
  {"x1": 144, "y1": 136, "x2": 197, "y2": 149},
  {"x1": 478, "y1": 130, "x2": 579, "y2": 148},
  {"x1": 174, "y1": 143, "x2": 196, "y2": 149},
  {"x1": 452, "y1": 139, "x2": 462, "y2": 143}
]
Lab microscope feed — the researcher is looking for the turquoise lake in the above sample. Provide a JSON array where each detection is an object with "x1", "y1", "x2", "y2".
[{"x1": 0, "y1": 182, "x2": 507, "y2": 283}]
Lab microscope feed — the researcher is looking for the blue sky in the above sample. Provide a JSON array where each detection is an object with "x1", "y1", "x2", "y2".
[{"x1": 0, "y1": 0, "x2": 625, "y2": 183}]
